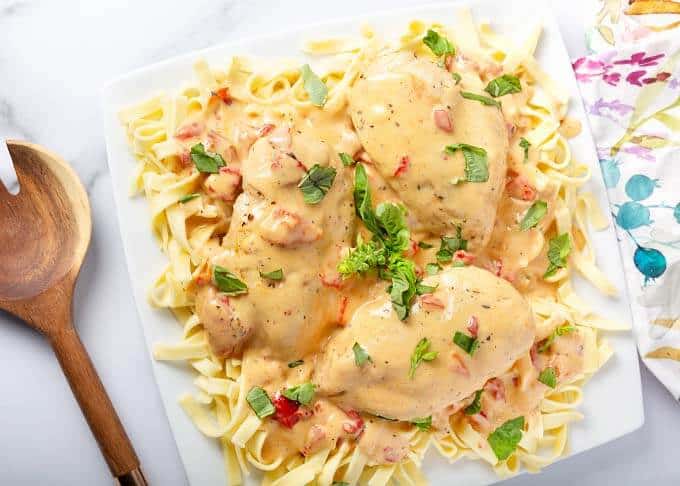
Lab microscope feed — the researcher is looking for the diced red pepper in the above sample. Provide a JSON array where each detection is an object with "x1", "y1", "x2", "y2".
[
  {"x1": 343, "y1": 410, "x2": 365, "y2": 437},
  {"x1": 394, "y1": 156, "x2": 410, "y2": 177},
  {"x1": 467, "y1": 315, "x2": 479, "y2": 337},
  {"x1": 257, "y1": 123, "x2": 275, "y2": 138},
  {"x1": 433, "y1": 109, "x2": 453, "y2": 132},
  {"x1": 485, "y1": 378, "x2": 506, "y2": 401},
  {"x1": 213, "y1": 87, "x2": 232, "y2": 104},
  {"x1": 337, "y1": 296, "x2": 349, "y2": 325},
  {"x1": 420, "y1": 294, "x2": 445, "y2": 309},
  {"x1": 175, "y1": 122, "x2": 203, "y2": 140},
  {"x1": 506, "y1": 172, "x2": 537, "y2": 201},
  {"x1": 273, "y1": 393, "x2": 300, "y2": 429},
  {"x1": 453, "y1": 250, "x2": 476, "y2": 264}
]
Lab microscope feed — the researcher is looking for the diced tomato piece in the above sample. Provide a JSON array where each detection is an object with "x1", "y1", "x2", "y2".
[
  {"x1": 257, "y1": 123, "x2": 275, "y2": 138},
  {"x1": 453, "y1": 250, "x2": 475, "y2": 264},
  {"x1": 420, "y1": 294, "x2": 445, "y2": 309},
  {"x1": 506, "y1": 173, "x2": 536, "y2": 201},
  {"x1": 487, "y1": 259, "x2": 503, "y2": 277},
  {"x1": 394, "y1": 156, "x2": 410, "y2": 177},
  {"x1": 175, "y1": 122, "x2": 203, "y2": 140},
  {"x1": 445, "y1": 54, "x2": 454, "y2": 71},
  {"x1": 320, "y1": 272, "x2": 343, "y2": 290},
  {"x1": 485, "y1": 378, "x2": 506, "y2": 401},
  {"x1": 212, "y1": 87, "x2": 232, "y2": 104},
  {"x1": 433, "y1": 109, "x2": 453, "y2": 132},
  {"x1": 273, "y1": 393, "x2": 300, "y2": 429},
  {"x1": 450, "y1": 353, "x2": 470, "y2": 377},
  {"x1": 343, "y1": 410, "x2": 365, "y2": 437},
  {"x1": 467, "y1": 315, "x2": 479, "y2": 337}
]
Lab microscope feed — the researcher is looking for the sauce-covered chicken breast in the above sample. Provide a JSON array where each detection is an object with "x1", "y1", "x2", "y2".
[
  {"x1": 348, "y1": 51, "x2": 509, "y2": 250},
  {"x1": 315, "y1": 266, "x2": 535, "y2": 420},
  {"x1": 196, "y1": 121, "x2": 358, "y2": 360}
]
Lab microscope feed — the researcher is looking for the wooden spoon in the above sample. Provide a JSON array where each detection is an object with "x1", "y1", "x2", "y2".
[{"x1": 0, "y1": 140, "x2": 147, "y2": 486}]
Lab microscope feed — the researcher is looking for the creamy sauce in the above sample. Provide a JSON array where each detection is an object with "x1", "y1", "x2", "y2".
[{"x1": 173, "y1": 43, "x2": 586, "y2": 466}]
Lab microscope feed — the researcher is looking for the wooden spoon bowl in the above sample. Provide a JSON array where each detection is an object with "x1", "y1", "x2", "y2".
[{"x1": 0, "y1": 140, "x2": 146, "y2": 485}]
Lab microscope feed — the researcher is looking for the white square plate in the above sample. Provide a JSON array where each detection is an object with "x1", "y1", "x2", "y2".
[{"x1": 102, "y1": 1, "x2": 644, "y2": 484}]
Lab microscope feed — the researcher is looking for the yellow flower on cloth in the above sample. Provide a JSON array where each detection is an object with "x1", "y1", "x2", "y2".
[{"x1": 574, "y1": 35, "x2": 680, "y2": 398}]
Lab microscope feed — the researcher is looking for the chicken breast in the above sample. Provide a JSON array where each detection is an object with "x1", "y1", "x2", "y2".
[
  {"x1": 195, "y1": 122, "x2": 357, "y2": 359},
  {"x1": 314, "y1": 266, "x2": 535, "y2": 421},
  {"x1": 348, "y1": 51, "x2": 508, "y2": 250}
]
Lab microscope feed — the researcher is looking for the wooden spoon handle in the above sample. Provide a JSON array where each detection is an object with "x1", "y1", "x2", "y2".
[{"x1": 49, "y1": 326, "x2": 147, "y2": 485}]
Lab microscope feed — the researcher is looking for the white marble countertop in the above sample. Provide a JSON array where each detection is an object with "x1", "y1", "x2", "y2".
[{"x1": 0, "y1": 0, "x2": 678, "y2": 484}]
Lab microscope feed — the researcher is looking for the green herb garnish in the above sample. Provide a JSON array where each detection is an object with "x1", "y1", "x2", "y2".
[
  {"x1": 287, "y1": 360, "x2": 304, "y2": 368},
  {"x1": 538, "y1": 324, "x2": 575, "y2": 353},
  {"x1": 460, "y1": 91, "x2": 501, "y2": 109},
  {"x1": 300, "y1": 64, "x2": 328, "y2": 107},
  {"x1": 282, "y1": 382, "x2": 315, "y2": 405},
  {"x1": 418, "y1": 241, "x2": 434, "y2": 249},
  {"x1": 423, "y1": 29, "x2": 455, "y2": 57},
  {"x1": 353, "y1": 342, "x2": 372, "y2": 367},
  {"x1": 246, "y1": 387, "x2": 275, "y2": 419},
  {"x1": 519, "y1": 200, "x2": 547, "y2": 231},
  {"x1": 436, "y1": 226, "x2": 468, "y2": 263},
  {"x1": 444, "y1": 143, "x2": 489, "y2": 182},
  {"x1": 488, "y1": 416, "x2": 524, "y2": 461},
  {"x1": 544, "y1": 233, "x2": 571, "y2": 278},
  {"x1": 411, "y1": 416, "x2": 432, "y2": 431},
  {"x1": 338, "y1": 240, "x2": 387, "y2": 277},
  {"x1": 409, "y1": 338, "x2": 438, "y2": 379},
  {"x1": 519, "y1": 137, "x2": 531, "y2": 163},
  {"x1": 213, "y1": 266, "x2": 248, "y2": 295},
  {"x1": 339, "y1": 152, "x2": 356, "y2": 167},
  {"x1": 416, "y1": 282, "x2": 437, "y2": 295},
  {"x1": 485, "y1": 74, "x2": 522, "y2": 97},
  {"x1": 426, "y1": 263, "x2": 441, "y2": 275},
  {"x1": 298, "y1": 164, "x2": 337, "y2": 204},
  {"x1": 453, "y1": 331, "x2": 479, "y2": 356},
  {"x1": 464, "y1": 389, "x2": 483, "y2": 415},
  {"x1": 538, "y1": 367, "x2": 557, "y2": 388},
  {"x1": 178, "y1": 193, "x2": 200, "y2": 203},
  {"x1": 190, "y1": 143, "x2": 225, "y2": 173},
  {"x1": 451, "y1": 72, "x2": 462, "y2": 84},
  {"x1": 259, "y1": 268, "x2": 284, "y2": 281}
]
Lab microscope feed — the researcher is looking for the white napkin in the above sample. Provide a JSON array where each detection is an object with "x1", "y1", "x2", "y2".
[{"x1": 574, "y1": 33, "x2": 680, "y2": 398}]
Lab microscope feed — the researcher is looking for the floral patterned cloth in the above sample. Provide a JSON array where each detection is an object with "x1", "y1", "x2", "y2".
[{"x1": 574, "y1": 36, "x2": 680, "y2": 399}]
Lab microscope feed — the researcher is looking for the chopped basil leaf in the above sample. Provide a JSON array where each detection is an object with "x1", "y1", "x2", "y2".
[
  {"x1": 388, "y1": 257, "x2": 418, "y2": 320},
  {"x1": 338, "y1": 240, "x2": 387, "y2": 277},
  {"x1": 423, "y1": 29, "x2": 455, "y2": 57},
  {"x1": 452, "y1": 260, "x2": 467, "y2": 268},
  {"x1": 375, "y1": 202, "x2": 410, "y2": 253},
  {"x1": 464, "y1": 389, "x2": 483, "y2": 415},
  {"x1": 485, "y1": 74, "x2": 522, "y2": 97},
  {"x1": 451, "y1": 72, "x2": 462, "y2": 85},
  {"x1": 444, "y1": 144, "x2": 489, "y2": 182},
  {"x1": 213, "y1": 266, "x2": 248, "y2": 295},
  {"x1": 260, "y1": 268, "x2": 284, "y2": 281},
  {"x1": 425, "y1": 263, "x2": 441, "y2": 275},
  {"x1": 190, "y1": 143, "x2": 225, "y2": 173},
  {"x1": 246, "y1": 386, "x2": 275, "y2": 418},
  {"x1": 287, "y1": 360, "x2": 304, "y2": 368},
  {"x1": 436, "y1": 226, "x2": 468, "y2": 263},
  {"x1": 411, "y1": 416, "x2": 432, "y2": 431},
  {"x1": 178, "y1": 193, "x2": 200, "y2": 203},
  {"x1": 416, "y1": 281, "x2": 437, "y2": 295},
  {"x1": 300, "y1": 64, "x2": 328, "y2": 107},
  {"x1": 488, "y1": 416, "x2": 524, "y2": 461},
  {"x1": 332, "y1": 482, "x2": 349, "y2": 486},
  {"x1": 453, "y1": 331, "x2": 479, "y2": 356},
  {"x1": 409, "y1": 337, "x2": 438, "y2": 379},
  {"x1": 418, "y1": 241, "x2": 434, "y2": 249},
  {"x1": 460, "y1": 91, "x2": 501, "y2": 109},
  {"x1": 339, "y1": 152, "x2": 356, "y2": 167},
  {"x1": 353, "y1": 342, "x2": 372, "y2": 366},
  {"x1": 298, "y1": 164, "x2": 337, "y2": 204},
  {"x1": 519, "y1": 200, "x2": 548, "y2": 231},
  {"x1": 544, "y1": 233, "x2": 571, "y2": 278},
  {"x1": 538, "y1": 324, "x2": 575, "y2": 353},
  {"x1": 283, "y1": 382, "x2": 315, "y2": 405},
  {"x1": 538, "y1": 367, "x2": 557, "y2": 388},
  {"x1": 519, "y1": 137, "x2": 531, "y2": 163},
  {"x1": 353, "y1": 164, "x2": 381, "y2": 235}
]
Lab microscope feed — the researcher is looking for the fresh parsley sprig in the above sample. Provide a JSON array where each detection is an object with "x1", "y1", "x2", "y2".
[{"x1": 409, "y1": 338, "x2": 438, "y2": 379}]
